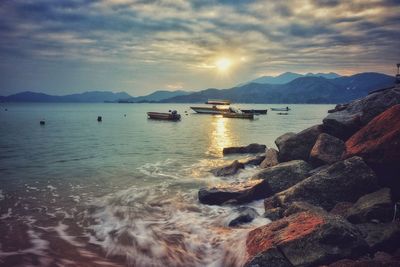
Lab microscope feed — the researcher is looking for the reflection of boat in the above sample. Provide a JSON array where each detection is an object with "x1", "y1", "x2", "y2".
[
  {"x1": 271, "y1": 107, "x2": 290, "y2": 111},
  {"x1": 240, "y1": 109, "x2": 268, "y2": 114},
  {"x1": 147, "y1": 110, "x2": 181, "y2": 121},
  {"x1": 222, "y1": 112, "x2": 254, "y2": 119}
]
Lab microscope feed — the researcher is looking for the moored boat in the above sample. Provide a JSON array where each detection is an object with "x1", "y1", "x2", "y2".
[
  {"x1": 147, "y1": 110, "x2": 181, "y2": 121},
  {"x1": 240, "y1": 109, "x2": 268, "y2": 114},
  {"x1": 271, "y1": 107, "x2": 290, "y2": 111},
  {"x1": 222, "y1": 112, "x2": 254, "y2": 119},
  {"x1": 190, "y1": 105, "x2": 230, "y2": 114}
]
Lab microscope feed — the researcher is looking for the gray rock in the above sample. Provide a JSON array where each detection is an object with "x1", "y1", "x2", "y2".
[
  {"x1": 357, "y1": 222, "x2": 400, "y2": 251},
  {"x1": 260, "y1": 148, "x2": 279, "y2": 168},
  {"x1": 276, "y1": 125, "x2": 324, "y2": 162},
  {"x1": 244, "y1": 247, "x2": 293, "y2": 267},
  {"x1": 346, "y1": 188, "x2": 394, "y2": 224},
  {"x1": 283, "y1": 201, "x2": 326, "y2": 217},
  {"x1": 252, "y1": 160, "x2": 312, "y2": 193},
  {"x1": 265, "y1": 157, "x2": 380, "y2": 211},
  {"x1": 310, "y1": 133, "x2": 345, "y2": 166},
  {"x1": 263, "y1": 207, "x2": 284, "y2": 221},
  {"x1": 323, "y1": 86, "x2": 400, "y2": 140},
  {"x1": 275, "y1": 132, "x2": 295, "y2": 148},
  {"x1": 228, "y1": 206, "x2": 259, "y2": 227},
  {"x1": 223, "y1": 143, "x2": 266, "y2": 155},
  {"x1": 242, "y1": 155, "x2": 266, "y2": 166},
  {"x1": 210, "y1": 160, "x2": 244, "y2": 176}
]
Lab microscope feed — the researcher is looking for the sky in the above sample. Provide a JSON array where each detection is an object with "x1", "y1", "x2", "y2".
[{"x1": 0, "y1": 0, "x2": 399, "y2": 96}]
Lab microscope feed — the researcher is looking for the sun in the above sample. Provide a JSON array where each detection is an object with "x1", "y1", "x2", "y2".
[{"x1": 215, "y1": 58, "x2": 232, "y2": 72}]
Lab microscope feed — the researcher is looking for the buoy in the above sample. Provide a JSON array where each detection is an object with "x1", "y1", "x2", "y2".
[
  {"x1": 97, "y1": 116, "x2": 102, "y2": 122},
  {"x1": 40, "y1": 120, "x2": 45, "y2": 125},
  {"x1": 4, "y1": 108, "x2": 7, "y2": 111},
  {"x1": 124, "y1": 114, "x2": 126, "y2": 117}
]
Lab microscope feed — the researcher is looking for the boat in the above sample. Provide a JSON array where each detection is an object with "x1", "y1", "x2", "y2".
[
  {"x1": 277, "y1": 112, "x2": 289, "y2": 115},
  {"x1": 271, "y1": 107, "x2": 290, "y2": 111},
  {"x1": 147, "y1": 110, "x2": 181, "y2": 121},
  {"x1": 222, "y1": 112, "x2": 254, "y2": 119},
  {"x1": 191, "y1": 99, "x2": 231, "y2": 114},
  {"x1": 240, "y1": 109, "x2": 268, "y2": 114}
]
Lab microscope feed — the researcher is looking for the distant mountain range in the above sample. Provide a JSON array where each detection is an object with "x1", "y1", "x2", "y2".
[
  {"x1": 118, "y1": 90, "x2": 189, "y2": 103},
  {"x1": 0, "y1": 91, "x2": 132, "y2": 103},
  {"x1": 0, "y1": 72, "x2": 395, "y2": 104},
  {"x1": 244, "y1": 72, "x2": 341, "y2": 85},
  {"x1": 161, "y1": 72, "x2": 395, "y2": 104}
]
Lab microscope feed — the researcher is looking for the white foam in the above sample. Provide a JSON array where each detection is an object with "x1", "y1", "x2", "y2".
[{"x1": 0, "y1": 208, "x2": 12, "y2": 219}]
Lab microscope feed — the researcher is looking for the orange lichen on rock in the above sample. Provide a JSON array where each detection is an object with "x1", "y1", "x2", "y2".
[
  {"x1": 344, "y1": 104, "x2": 400, "y2": 164},
  {"x1": 246, "y1": 211, "x2": 324, "y2": 258}
]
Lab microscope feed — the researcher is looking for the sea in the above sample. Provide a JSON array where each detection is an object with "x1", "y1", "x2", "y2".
[{"x1": 0, "y1": 103, "x2": 333, "y2": 267}]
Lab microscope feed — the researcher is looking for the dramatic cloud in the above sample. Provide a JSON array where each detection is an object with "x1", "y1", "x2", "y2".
[{"x1": 0, "y1": 0, "x2": 399, "y2": 95}]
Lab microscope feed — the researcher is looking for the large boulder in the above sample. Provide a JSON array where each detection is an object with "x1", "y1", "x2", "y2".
[
  {"x1": 242, "y1": 155, "x2": 266, "y2": 166},
  {"x1": 245, "y1": 210, "x2": 368, "y2": 267},
  {"x1": 223, "y1": 143, "x2": 266, "y2": 155},
  {"x1": 323, "y1": 86, "x2": 400, "y2": 140},
  {"x1": 252, "y1": 160, "x2": 312, "y2": 193},
  {"x1": 310, "y1": 133, "x2": 345, "y2": 166},
  {"x1": 264, "y1": 157, "x2": 380, "y2": 211},
  {"x1": 260, "y1": 148, "x2": 279, "y2": 168},
  {"x1": 328, "y1": 251, "x2": 400, "y2": 267},
  {"x1": 210, "y1": 160, "x2": 244, "y2": 176},
  {"x1": 276, "y1": 125, "x2": 324, "y2": 162},
  {"x1": 343, "y1": 104, "x2": 400, "y2": 197},
  {"x1": 346, "y1": 188, "x2": 393, "y2": 224}
]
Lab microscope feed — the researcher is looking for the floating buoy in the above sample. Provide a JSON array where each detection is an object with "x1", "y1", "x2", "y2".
[
  {"x1": 40, "y1": 120, "x2": 45, "y2": 125},
  {"x1": 97, "y1": 116, "x2": 102, "y2": 122},
  {"x1": 124, "y1": 114, "x2": 126, "y2": 117},
  {"x1": 4, "y1": 108, "x2": 7, "y2": 111}
]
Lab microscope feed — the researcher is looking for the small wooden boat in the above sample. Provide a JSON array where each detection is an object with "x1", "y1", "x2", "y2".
[
  {"x1": 222, "y1": 112, "x2": 254, "y2": 119},
  {"x1": 240, "y1": 109, "x2": 268, "y2": 114},
  {"x1": 277, "y1": 112, "x2": 289, "y2": 115},
  {"x1": 271, "y1": 107, "x2": 290, "y2": 111},
  {"x1": 147, "y1": 111, "x2": 181, "y2": 121}
]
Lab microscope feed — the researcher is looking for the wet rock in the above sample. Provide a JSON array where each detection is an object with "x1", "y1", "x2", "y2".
[
  {"x1": 275, "y1": 132, "x2": 295, "y2": 148},
  {"x1": 252, "y1": 160, "x2": 312, "y2": 193},
  {"x1": 327, "y1": 252, "x2": 400, "y2": 267},
  {"x1": 260, "y1": 148, "x2": 279, "y2": 168},
  {"x1": 198, "y1": 187, "x2": 243, "y2": 205},
  {"x1": 346, "y1": 188, "x2": 393, "y2": 224},
  {"x1": 308, "y1": 164, "x2": 330, "y2": 176},
  {"x1": 243, "y1": 247, "x2": 293, "y2": 267},
  {"x1": 242, "y1": 155, "x2": 266, "y2": 166},
  {"x1": 283, "y1": 201, "x2": 326, "y2": 217},
  {"x1": 245, "y1": 210, "x2": 368, "y2": 267},
  {"x1": 223, "y1": 143, "x2": 266, "y2": 155},
  {"x1": 210, "y1": 160, "x2": 244, "y2": 176},
  {"x1": 264, "y1": 157, "x2": 379, "y2": 211},
  {"x1": 357, "y1": 222, "x2": 400, "y2": 252},
  {"x1": 263, "y1": 207, "x2": 284, "y2": 221},
  {"x1": 343, "y1": 104, "x2": 400, "y2": 198},
  {"x1": 228, "y1": 207, "x2": 259, "y2": 227},
  {"x1": 276, "y1": 125, "x2": 324, "y2": 162},
  {"x1": 323, "y1": 86, "x2": 400, "y2": 140},
  {"x1": 310, "y1": 133, "x2": 345, "y2": 166}
]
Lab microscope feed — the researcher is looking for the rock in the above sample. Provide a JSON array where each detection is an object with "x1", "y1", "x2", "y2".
[
  {"x1": 276, "y1": 125, "x2": 324, "y2": 162},
  {"x1": 357, "y1": 222, "x2": 400, "y2": 252},
  {"x1": 275, "y1": 132, "x2": 295, "y2": 148},
  {"x1": 245, "y1": 210, "x2": 368, "y2": 267},
  {"x1": 323, "y1": 86, "x2": 400, "y2": 140},
  {"x1": 310, "y1": 133, "x2": 345, "y2": 166},
  {"x1": 223, "y1": 143, "x2": 266, "y2": 155},
  {"x1": 283, "y1": 201, "x2": 326, "y2": 217},
  {"x1": 252, "y1": 160, "x2": 312, "y2": 193},
  {"x1": 343, "y1": 104, "x2": 400, "y2": 197},
  {"x1": 330, "y1": 202, "x2": 354, "y2": 217},
  {"x1": 263, "y1": 207, "x2": 283, "y2": 221},
  {"x1": 260, "y1": 148, "x2": 279, "y2": 168},
  {"x1": 327, "y1": 252, "x2": 400, "y2": 267},
  {"x1": 210, "y1": 160, "x2": 244, "y2": 176},
  {"x1": 308, "y1": 164, "x2": 330, "y2": 176},
  {"x1": 346, "y1": 188, "x2": 393, "y2": 224},
  {"x1": 228, "y1": 207, "x2": 259, "y2": 227},
  {"x1": 198, "y1": 180, "x2": 271, "y2": 205},
  {"x1": 264, "y1": 157, "x2": 379, "y2": 211},
  {"x1": 244, "y1": 247, "x2": 293, "y2": 267},
  {"x1": 242, "y1": 155, "x2": 266, "y2": 166}
]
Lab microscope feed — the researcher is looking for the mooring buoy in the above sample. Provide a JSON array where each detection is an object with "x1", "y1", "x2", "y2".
[
  {"x1": 40, "y1": 120, "x2": 45, "y2": 125},
  {"x1": 97, "y1": 116, "x2": 102, "y2": 122}
]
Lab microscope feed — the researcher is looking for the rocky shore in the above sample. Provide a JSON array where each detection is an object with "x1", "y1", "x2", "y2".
[{"x1": 199, "y1": 85, "x2": 400, "y2": 266}]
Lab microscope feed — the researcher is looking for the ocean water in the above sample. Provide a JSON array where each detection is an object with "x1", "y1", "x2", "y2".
[{"x1": 0, "y1": 103, "x2": 333, "y2": 266}]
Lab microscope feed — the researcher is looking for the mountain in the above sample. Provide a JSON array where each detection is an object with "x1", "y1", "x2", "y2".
[
  {"x1": 0, "y1": 91, "x2": 132, "y2": 102},
  {"x1": 161, "y1": 72, "x2": 395, "y2": 104},
  {"x1": 246, "y1": 72, "x2": 341, "y2": 85},
  {"x1": 120, "y1": 90, "x2": 189, "y2": 103}
]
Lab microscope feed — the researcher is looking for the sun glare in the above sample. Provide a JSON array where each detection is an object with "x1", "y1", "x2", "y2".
[{"x1": 215, "y1": 58, "x2": 232, "y2": 72}]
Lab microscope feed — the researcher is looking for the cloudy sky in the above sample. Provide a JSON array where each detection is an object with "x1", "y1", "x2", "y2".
[{"x1": 0, "y1": 0, "x2": 399, "y2": 96}]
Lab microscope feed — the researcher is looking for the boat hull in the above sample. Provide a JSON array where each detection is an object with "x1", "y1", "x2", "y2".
[
  {"x1": 222, "y1": 113, "x2": 254, "y2": 119},
  {"x1": 147, "y1": 112, "x2": 181, "y2": 121},
  {"x1": 190, "y1": 107, "x2": 228, "y2": 114},
  {"x1": 241, "y1": 109, "x2": 268, "y2": 114},
  {"x1": 271, "y1": 108, "x2": 290, "y2": 111}
]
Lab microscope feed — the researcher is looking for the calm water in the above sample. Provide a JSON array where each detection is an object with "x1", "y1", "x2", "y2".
[{"x1": 0, "y1": 103, "x2": 333, "y2": 267}]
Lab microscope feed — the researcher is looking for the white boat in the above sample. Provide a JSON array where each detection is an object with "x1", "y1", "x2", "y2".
[{"x1": 191, "y1": 99, "x2": 231, "y2": 114}]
